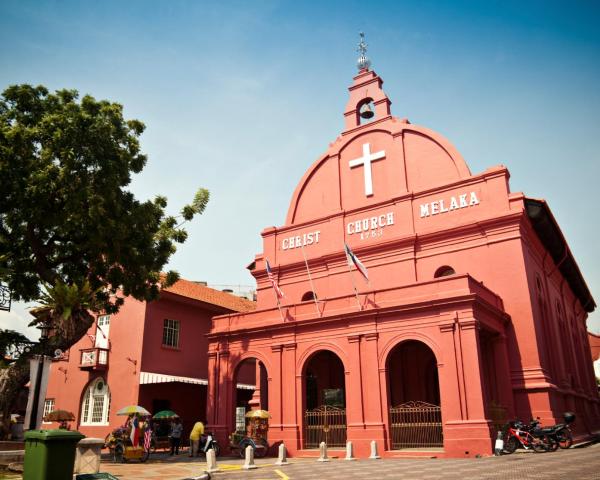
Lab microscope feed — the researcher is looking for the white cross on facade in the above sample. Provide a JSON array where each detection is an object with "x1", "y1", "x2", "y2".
[{"x1": 348, "y1": 143, "x2": 386, "y2": 197}]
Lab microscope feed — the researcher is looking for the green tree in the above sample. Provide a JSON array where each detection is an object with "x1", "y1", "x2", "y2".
[{"x1": 0, "y1": 84, "x2": 208, "y2": 437}]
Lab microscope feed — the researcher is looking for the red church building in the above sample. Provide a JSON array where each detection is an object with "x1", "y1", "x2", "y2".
[
  {"x1": 43, "y1": 279, "x2": 255, "y2": 438},
  {"x1": 207, "y1": 44, "x2": 599, "y2": 458}
]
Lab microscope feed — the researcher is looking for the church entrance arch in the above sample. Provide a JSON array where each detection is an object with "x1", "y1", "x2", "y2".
[
  {"x1": 302, "y1": 350, "x2": 347, "y2": 449},
  {"x1": 386, "y1": 340, "x2": 443, "y2": 449},
  {"x1": 233, "y1": 358, "x2": 269, "y2": 432}
]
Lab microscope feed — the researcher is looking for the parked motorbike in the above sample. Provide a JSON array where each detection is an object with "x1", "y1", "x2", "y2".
[
  {"x1": 200, "y1": 432, "x2": 220, "y2": 457},
  {"x1": 502, "y1": 412, "x2": 575, "y2": 454},
  {"x1": 503, "y1": 420, "x2": 550, "y2": 453},
  {"x1": 528, "y1": 412, "x2": 575, "y2": 451}
]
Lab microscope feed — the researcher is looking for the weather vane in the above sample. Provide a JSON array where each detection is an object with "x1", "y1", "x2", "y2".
[{"x1": 356, "y1": 32, "x2": 371, "y2": 71}]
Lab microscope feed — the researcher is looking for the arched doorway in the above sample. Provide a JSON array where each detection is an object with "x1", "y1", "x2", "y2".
[
  {"x1": 387, "y1": 340, "x2": 442, "y2": 449},
  {"x1": 233, "y1": 358, "x2": 268, "y2": 433},
  {"x1": 303, "y1": 350, "x2": 346, "y2": 448}
]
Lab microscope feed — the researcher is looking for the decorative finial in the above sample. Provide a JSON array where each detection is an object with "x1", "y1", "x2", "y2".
[{"x1": 356, "y1": 32, "x2": 371, "y2": 72}]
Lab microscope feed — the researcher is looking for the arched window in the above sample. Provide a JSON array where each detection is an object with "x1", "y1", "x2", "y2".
[
  {"x1": 301, "y1": 291, "x2": 316, "y2": 302},
  {"x1": 434, "y1": 266, "x2": 455, "y2": 278},
  {"x1": 80, "y1": 378, "x2": 111, "y2": 426}
]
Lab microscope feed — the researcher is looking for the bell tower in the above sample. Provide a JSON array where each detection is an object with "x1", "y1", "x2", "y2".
[{"x1": 343, "y1": 33, "x2": 392, "y2": 131}]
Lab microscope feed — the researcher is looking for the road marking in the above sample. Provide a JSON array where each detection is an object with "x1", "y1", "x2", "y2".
[
  {"x1": 218, "y1": 464, "x2": 243, "y2": 470},
  {"x1": 274, "y1": 469, "x2": 290, "y2": 480}
]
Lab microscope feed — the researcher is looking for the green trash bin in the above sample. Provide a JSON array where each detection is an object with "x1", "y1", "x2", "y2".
[{"x1": 24, "y1": 429, "x2": 85, "y2": 480}]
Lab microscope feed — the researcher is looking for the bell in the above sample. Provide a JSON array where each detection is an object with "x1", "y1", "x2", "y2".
[{"x1": 359, "y1": 103, "x2": 374, "y2": 119}]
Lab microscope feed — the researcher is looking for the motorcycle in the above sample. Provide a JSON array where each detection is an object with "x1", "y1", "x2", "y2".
[
  {"x1": 503, "y1": 420, "x2": 550, "y2": 453},
  {"x1": 502, "y1": 411, "x2": 575, "y2": 454},
  {"x1": 528, "y1": 412, "x2": 575, "y2": 451},
  {"x1": 199, "y1": 432, "x2": 220, "y2": 457}
]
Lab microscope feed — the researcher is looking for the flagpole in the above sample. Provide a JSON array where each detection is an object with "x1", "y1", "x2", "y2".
[
  {"x1": 275, "y1": 296, "x2": 286, "y2": 322},
  {"x1": 344, "y1": 246, "x2": 362, "y2": 311},
  {"x1": 301, "y1": 244, "x2": 321, "y2": 317},
  {"x1": 266, "y1": 258, "x2": 287, "y2": 322},
  {"x1": 347, "y1": 264, "x2": 362, "y2": 311}
]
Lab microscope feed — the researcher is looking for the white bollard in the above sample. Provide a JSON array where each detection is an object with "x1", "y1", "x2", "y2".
[
  {"x1": 275, "y1": 443, "x2": 289, "y2": 466},
  {"x1": 317, "y1": 441, "x2": 330, "y2": 462},
  {"x1": 206, "y1": 448, "x2": 220, "y2": 473},
  {"x1": 243, "y1": 445, "x2": 258, "y2": 470},
  {"x1": 344, "y1": 441, "x2": 356, "y2": 461},
  {"x1": 369, "y1": 440, "x2": 381, "y2": 459}
]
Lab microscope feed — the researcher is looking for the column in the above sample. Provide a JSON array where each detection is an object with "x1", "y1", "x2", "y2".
[
  {"x1": 248, "y1": 360, "x2": 262, "y2": 410},
  {"x1": 492, "y1": 334, "x2": 515, "y2": 419},
  {"x1": 214, "y1": 350, "x2": 232, "y2": 448},
  {"x1": 206, "y1": 351, "x2": 218, "y2": 426},
  {"x1": 361, "y1": 333, "x2": 386, "y2": 455},
  {"x1": 439, "y1": 318, "x2": 493, "y2": 457},
  {"x1": 458, "y1": 320, "x2": 487, "y2": 420},
  {"x1": 270, "y1": 345, "x2": 283, "y2": 431},
  {"x1": 437, "y1": 322, "x2": 463, "y2": 423},
  {"x1": 345, "y1": 335, "x2": 364, "y2": 430},
  {"x1": 281, "y1": 343, "x2": 299, "y2": 449}
]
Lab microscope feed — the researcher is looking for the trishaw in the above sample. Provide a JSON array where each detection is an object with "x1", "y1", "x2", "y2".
[
  {"x1": 229, "y1": 409, "x2": 270, "y2": 458},
  {"x1": 105, "y1": 426, "x2": 148, "y2": 463},
  {"x1": 150, "y1": 410, "x2": 180, "y2": 452},
  {"x1": 105, "y1": 405, "x2": 151, "y2": 463}
]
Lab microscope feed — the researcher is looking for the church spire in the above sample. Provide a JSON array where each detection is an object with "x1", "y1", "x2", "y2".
[{"x1": 356, "y1": 32, "x2": 371, "y2": 72}]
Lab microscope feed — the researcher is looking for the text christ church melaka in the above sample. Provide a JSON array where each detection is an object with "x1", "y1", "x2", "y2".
[{"x1": 207, "y1": 39, "x2": 599, "y2": 458}]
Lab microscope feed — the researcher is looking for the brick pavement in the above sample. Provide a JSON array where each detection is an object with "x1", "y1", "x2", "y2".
[{"x1": 99, "y1": 444, "x2": 600, "y2": 480}]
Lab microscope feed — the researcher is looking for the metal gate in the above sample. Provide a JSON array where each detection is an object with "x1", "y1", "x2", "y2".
[
  {"x1": 304, "y1": 405, "x2": 347, "y2": 448},
  {"x1": 389, "y1": 401, "x2": 443, "y2": 449}
]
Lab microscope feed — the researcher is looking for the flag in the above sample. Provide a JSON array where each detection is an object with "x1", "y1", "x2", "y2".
[
  {"x1": 130, "y1": 415, "x2": 140, "y2": 447},
  {"x1": 143, "y1": 425, "x2": 152, "y2": 452},
  {"x1": 344, "y1": 243, "x2": 369, "y2": 281},
  {"x1": 265, "y1": 259, "x2": 284, "y2": 299}
]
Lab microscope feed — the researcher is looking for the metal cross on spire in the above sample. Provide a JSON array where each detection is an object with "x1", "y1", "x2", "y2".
[{"x1": 356, "y1": 31, "x2": 371, "y2": 71}]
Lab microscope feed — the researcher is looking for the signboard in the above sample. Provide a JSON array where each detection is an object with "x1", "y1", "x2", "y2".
[{"x1": 236, "y1": 406, "x2": 246, "y2": 433}]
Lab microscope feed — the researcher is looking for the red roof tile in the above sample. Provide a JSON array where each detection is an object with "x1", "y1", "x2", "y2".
[{"x1": 162, "y1": 278, "x2": 256, "y2": 313}]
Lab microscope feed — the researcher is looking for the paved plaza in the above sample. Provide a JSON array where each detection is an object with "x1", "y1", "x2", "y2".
[{"x1": 98, "y1": 443, "x2": 600, "y2": 480}]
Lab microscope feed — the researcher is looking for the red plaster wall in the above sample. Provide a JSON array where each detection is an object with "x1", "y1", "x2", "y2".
[
  {"x1": 44, "y1": 298, "x2": 147, "y2": 438},
  {"x1": 140, "y1": 292, "x2": 215, "y2": 380}
]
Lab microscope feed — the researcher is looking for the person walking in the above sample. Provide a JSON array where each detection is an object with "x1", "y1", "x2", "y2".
[
  {"x1": 169, "y1": 417, "x2": 183, "y2": 455},
  {"x1": 189, "y1": 420, "x2": 205, "y2": 457}
]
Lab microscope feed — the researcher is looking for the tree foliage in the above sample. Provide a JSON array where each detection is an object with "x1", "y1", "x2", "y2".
[
  {"x1": 0, "y1": 84, "x2": 208, "y2": 436},
  {"x1": 0, "y1": 329, "x2": 31, "y2": 368},
  {"x1": 0, "y1": 84, "x2": 208, "y2": 315}
]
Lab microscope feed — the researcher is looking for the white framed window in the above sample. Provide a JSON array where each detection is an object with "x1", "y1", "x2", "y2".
[
  {"x1": 43, "y1": 399, "x2": 55, "y2": 423},
  {"x1": 162, "y1": 319, "x2": 180, "y2": 348},
  {"x1": 97, "y1": 315, "x2": 110, "y2": 327},
  {"x1": 80, "y1": 378, "x2": 111, "y2": 426}
]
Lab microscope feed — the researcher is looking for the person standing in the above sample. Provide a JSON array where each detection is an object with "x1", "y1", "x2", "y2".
[
  {"x1": 169, "y1": 417, "x2": 183, "y2": 455},
  {"x1": 188, "y1": 420, "x2": 205, "y2": 457}
]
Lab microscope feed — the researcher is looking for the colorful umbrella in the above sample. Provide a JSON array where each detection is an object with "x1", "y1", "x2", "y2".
[
  {"x1": 116, "y1": 405, "x2": 150, "y2": 416},
  {"x1": 44, "y1": 409, "x2": 75, "y2": 422},
  {"x1": 245, "y1": 409, "x2": 271, "y2": 419},
  {"x1": 152, "y1": 410, "x2": 179, "y2": 420}
]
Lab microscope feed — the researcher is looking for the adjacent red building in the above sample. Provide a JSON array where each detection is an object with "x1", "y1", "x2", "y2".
[
  {"x1": 206, "y1": 61, "x2": 600, "y2": 458},
  {"x1": 43, "y1": 279, "x2": 255, "y2": 438}
]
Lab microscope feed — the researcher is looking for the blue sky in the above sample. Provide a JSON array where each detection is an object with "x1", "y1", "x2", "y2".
[{"x1": 1, "y1": 0, "x2": 599, "y2": 336}]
